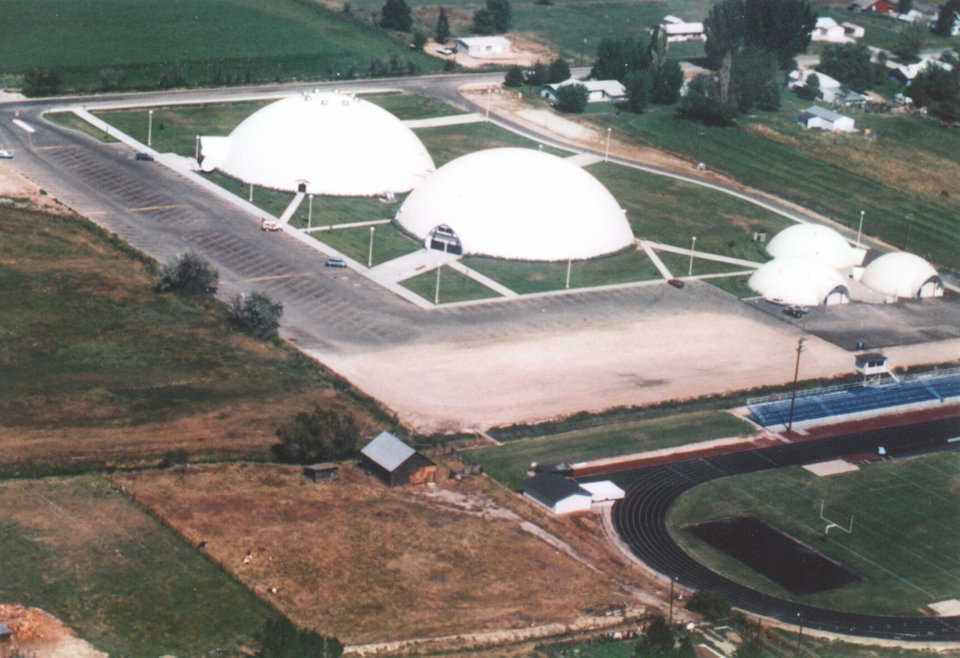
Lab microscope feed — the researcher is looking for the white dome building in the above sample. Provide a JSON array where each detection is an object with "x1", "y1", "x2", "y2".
[
  {"x1": 748, "y1": 257, "x2": 851, "y2": 306},
  {"x1": 198, "y1": 91, "x2": 435, "y2": 196},
  {"x1": 766, "y1": 223, "x2": 863, "y2": 270},
  {"x1": 861, "y1": 252, "x2": 943, "y2": 300},
  {"x1": 394, "y1": 148, "x2": 634, "y2": 260}
]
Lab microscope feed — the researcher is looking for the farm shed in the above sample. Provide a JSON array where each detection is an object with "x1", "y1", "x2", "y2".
[
  {"x1": 453, "y1": 36, "x2": 511, "y2": 57},
  {"x1": 303, "y1": 463, "x2": 339, "y2": 482},
  {"x1": 541, "y1": 79, "x2": 627, "y2": 104},
  {"x1": 360, "y1": 431, "x2": 436, "y2": 487},
  {"x1": 523, "y1": 473, "x2": 593, "y2": 514},
  {"x1": 660, "y1": 16, "x2": 706, "y2": 42},
  {"x1": 788, "y1": 69, "x2": 842, "y2": 102},
  {"x1": 798, "y1": 106, "x2": 856, "y2": 132}
]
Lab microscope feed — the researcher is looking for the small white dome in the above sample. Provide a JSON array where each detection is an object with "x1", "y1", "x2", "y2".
[
  {"x1": 767, "y1": 224, "x2": 862, "y2": 269},
  {"x1": 862, "y1": 252, "x2": 942, "y2": 299},
  {"x1": 199, "y1": 91, "x2": 435, "y2": 196},
  {"x1": 749, "y1": 257, "x2": 850, "y2": 306},
  {"x1": 395, "y1": 148, "x2": 635, "y2": 260}
]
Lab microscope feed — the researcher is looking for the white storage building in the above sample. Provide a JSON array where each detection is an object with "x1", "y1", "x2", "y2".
[
  {"x1": 523, "y1": 473, "x2": 593, "y2": 515},
  {"x1": 748, "y1": 257, "x2": 852, "y2": 306},
  {"x1": 798, "y1": 105, "x2": 856, "y2": 132},
  {"x1": 766, "y1": 223, "x2": 864, "y2": 270},
  {"x1": 541, "y1": 79, "x2": 628, "y2": 104},
  {"x1": 861, "y1": 252, "x2": 943, "y2": 300},
  {"x1": 453, "y1": 36, "x2": 511, "y2": 57}
]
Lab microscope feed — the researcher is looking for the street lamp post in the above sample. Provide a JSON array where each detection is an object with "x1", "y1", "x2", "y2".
[
  {"x1": 486, "y1": 88, "x2": 491, "y2": 120},
  {"x1": 786, "y1": 337, "x2": 807, "y2": 434},
  {"x1": 147, "y1": 109, "x2": 154, "y2": 148},
  {"x1": 565, "y1": 258, "x2": 572, "y2": 289},
  {"x1": 434, "y1": 264, "x2": 441, "y2": 304},
  {"x1": 796, "y1": 611, "x2": 803, "y2": 656},
  {"x1": 904, "y1": 213, "x2": 914, "y2": 250},
  {"x1": 696, "y1": 126, "x2": 704, "y2": 165},
  {"x1": 604, "y1": 127, "x2": 611, "y2": 162},
  {"x1": 248, "y1": 183, "x2": 253, "y2": 202},
  {"x1": 668, "y1": 577, "x2": 677, "y2": 626},
  {"x1": 308, "y1": 194, "x2": 313, "y2": 228},
  {"x1": 856, "y1": 209, "x2": 865, "y2": 248},
  {"x1": 688, "y1": 236, "x2": 697, "y2": 276},
  {"x1": 582, "y1": 37, "x2": 588, "y2": 67},
  {"x1": 367, "y1": 226, "x2": 375, "y2": 267},
  {"x1": 195, "y1": 135, "x2": 199, "y2": 161}
]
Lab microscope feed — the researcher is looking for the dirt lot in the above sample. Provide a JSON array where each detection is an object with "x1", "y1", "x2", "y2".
[
  {"x1": 0, "y1": 605, "x2": 105, "y2": 658},
  {"x1": 116, "y1": 463, "x2": 637, "y2": 646}
]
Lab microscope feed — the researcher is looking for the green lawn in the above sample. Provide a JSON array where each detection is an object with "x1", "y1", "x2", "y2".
[
  {"x1": 45, "y1": 112, "x2": 118, "y2": 143},
  {"x1": 704, "y1": 273, "x2": 757, "y2": 298},
  {"x1": 0, "y1": 475, "x2": 273, "y2": 657},
  {"x1": 311, "y1": 223, "x2": 422, "y2": 265},
  {"x1": 400, "y1": 265, "x2": 502, "y2": 303},
  {"x1": 0, "y1": 0, "x2": 439, "y2": 93},
  {"x1": 414, "y1": 122, "x2": 569, "y2": 167},
  {"x1": 462, "y1": 248, "x2": 661, "y2": 294},
  {"x1": 471, "y1": 411, "x2": 752, "y2": 490},
  {"x1": 361, "y1": 91, "x2": 466, "y2": 119},
  {"x1": 668, "y1": 452, "x2": 960, "y2": 615},
  {"x1": 657, "y1": 251, "x2": 757, "y2": 277}
]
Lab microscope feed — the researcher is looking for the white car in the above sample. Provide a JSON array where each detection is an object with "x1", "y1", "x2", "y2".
[{"x1": 0, "y1": 149, "x2": 13, "y2": 159}]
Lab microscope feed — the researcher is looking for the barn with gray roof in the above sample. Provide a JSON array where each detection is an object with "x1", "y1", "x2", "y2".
[{"x1": 360, "y1": 431, "x2": 436, "y2": 487}]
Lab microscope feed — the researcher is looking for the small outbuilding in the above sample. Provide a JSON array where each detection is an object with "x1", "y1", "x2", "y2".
[
  {"x1": 453, "y1": 36, "x2": 511, "y2": 57},
  {"x1": 798, "y1": 106, "x2": 856, "y2": 132},
  {"x1": 523, "y1": 473, "x2": 593, "y2": 514},
  {"x1": 580, "y1": 480, "x2": 625, "y2": 503},
  {"x1": 661, "y1": 16, "x2": 706, "y2": 42},
  {"x1": 303, "y1": 463, "x2": 339, "y2": 482},
  {"x1": 812, "y1": 16, "x2": 852, "y2": 42},
  {"x1": 855, "y1": 352, "x2": 889, "y2": 375},
  {"x1": 541, "y1": 79, "x2": 627, "y2": 104},
  {"x1": 360, "y1": 431, "x2": 436, "y2": 487},
  {"x1": 788, "y1": 70, "x2": 842, "y2": 103}
]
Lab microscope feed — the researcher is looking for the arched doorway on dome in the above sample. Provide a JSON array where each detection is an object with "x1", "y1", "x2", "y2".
[
  {"x1": 428, "y1": 225, "x2": 462, "y2": 255},
  {"x1": 824, "y1": 286, "x2": 850, "y2": 306},
  {"x1": 918, "y1": 276, "x2": 944, "y2": 299}
]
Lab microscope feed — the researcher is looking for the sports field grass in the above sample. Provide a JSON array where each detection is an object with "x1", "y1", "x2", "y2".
[
  {"x1": 0, "y1": 475, "x2": 273, "y2": 657},
  {"x1": 470, "y1": 411, "x2": 753, "y2": 490},
  {"x1": 414, "y1": 122, "x2": 569, "y2": 166},
  {"x1": 0, "y1": 0, "x2": 439, "y2": 92},
  {"x1": 668, "y1": 452, "x2": 960, "y2": 615},
  {"x1": 45, "y1": 112, "x2": 118, "y2": 143},
  {"x1": 0, "y1": 204, "x2": 383, "y2": 472},
  {"x1": 311, "y1": 222, "x2": 422, "y2": 265},
  {"x1": 400, "y1": 265, "x2": 502, "y2": 303}
]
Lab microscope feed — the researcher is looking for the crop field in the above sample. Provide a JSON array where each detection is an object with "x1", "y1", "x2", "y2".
[
  {"x1": 0, "y1": 0, "x2": 439, "y2": 92},
  {"x1": 668, "y1": 451, "x2": 960, "y2": 615},
  {"x1": 116, "y1": 463, "x2": 625, "y2": 644},
  {"x1": 0, "y1": 475, "x2": 272, "y2": 657},
  {"x1": 0, "y1": 204, "x2": 383, "y2": 474},
  {"x1": 471, "y1": 411, "x2": 752, "y2": 490},
  {"x1": 588, "y1": 95, "x2": 960, "y2": 270},
  {"x1": 401, "y1": 265, "x2": 502, "y2": 302}
]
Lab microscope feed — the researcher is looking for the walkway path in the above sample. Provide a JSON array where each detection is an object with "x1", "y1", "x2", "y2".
[{"x1": 402, "y1": 112, "x2": 484, "y2": 129}]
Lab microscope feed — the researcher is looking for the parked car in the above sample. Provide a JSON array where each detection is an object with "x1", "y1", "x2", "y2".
[
  {"x1": 435, "y1": 47, "x2": 455, "y2": 55},
  {"x1": 260, "y1": 219, "x2": 282, "y2": 232},
  {"x1": 134, "y1": 152, "x2": 154, "y2": 161},
  {"x1": 667, "y1": 278, "x2": 685, "y2": 289},
  {"x1": 0, "y1": 148, "x2": 13, "y2": 159},
  {"x1": 325, "y1": 257, "x2": 348, "y2": 269}
]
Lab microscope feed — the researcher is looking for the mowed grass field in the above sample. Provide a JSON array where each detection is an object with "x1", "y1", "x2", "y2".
[
  {"x1": 0, "y1": 0, "x2": 439, "y2": 92},
  {"x1": 471, "y1": 412, "x2": 753, "y2": 490},
  {"x1": 0, "y1": 205, "x2": 383, "y2": 473},
  {"x1": 401, "y1": 264, "x2": 502, "y2": 302},
  {"x1": 0, "y1": 475, "x2": 273, "y2": 656},
  {"x1": 668, "y1": 452, "x2": 960, "y2": 615}
]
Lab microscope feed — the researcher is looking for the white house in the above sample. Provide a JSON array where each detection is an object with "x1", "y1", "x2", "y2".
[
  {"x1": 541, "y1": 78, "x2": 628, "y2": 104},
  {"x1": 661, "y1": 15, "x2": 706, "y2": 42},
  {"x1": 798, "y1": 105, "x2": 856, "y2": 132},
  {"x1": 453, "y1": 36, "x2": 511, "y2": 57},
  {"x1": 887, "y1": 55, "x2": 953, "y2": 81},
  {"x1": 788, "y1": 69, "x2": 842, "y2": 103},
  {"x1": 841, "y1": 21, "x2": 866, "y2": 38},
  {"x1": 812, "y1": 16, "x2": 852, "y2": 42}
]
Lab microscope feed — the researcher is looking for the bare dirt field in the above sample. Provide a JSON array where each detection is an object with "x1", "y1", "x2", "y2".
[
  {"x1": 0, "y1": 163, "x2": 72, "y2": 215},
  {"x1": 116, "y1": 463, "x2": 640, "y2": 646},
  {"x1": 0, "y1": 605, "x2": 106, "y2": 658}
]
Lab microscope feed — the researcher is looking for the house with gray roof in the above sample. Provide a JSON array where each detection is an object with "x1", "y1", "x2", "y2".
[
  {"x1": 360, "y1": 431, "x2": 436, "y2": 487},
  {"x1": 798, "y1": 105, "x2": 856, "y2": 132}
]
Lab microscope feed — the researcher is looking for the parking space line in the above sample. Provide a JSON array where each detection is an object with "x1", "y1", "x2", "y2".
[{"x1": 129, "y1": 204, "x2": 182, "y2": 213}]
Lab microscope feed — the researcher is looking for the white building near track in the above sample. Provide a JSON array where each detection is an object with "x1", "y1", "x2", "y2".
[
  {"x1": 861, "y1": 252, "x2": 944, "y2": 300},
  {"x1": 394, "y1": 148, "x2": 635, "y2": 260},
  {"x1": 748, "y1": 257, "x2": 851, "y2": 306},
  {"x1": 198, "y1": 90, "x2": 435, "y2": 196},
  {"x1": 766, "y1": 223, "x2": 865, "y2": 270}
]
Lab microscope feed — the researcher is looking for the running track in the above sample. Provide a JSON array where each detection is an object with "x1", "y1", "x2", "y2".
[{"x1": 600, "y1": 417, "x2": 960, "y2": 641}]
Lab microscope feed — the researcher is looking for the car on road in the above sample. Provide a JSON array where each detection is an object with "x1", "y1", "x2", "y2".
[
  {"x1": 325, "y1": 257, "x2": 348, "y2": 269},
  {"x1": 0, "y1": 148, "x2": 13, "y2": 159},
  {"x1": 435, "y1": 47, "x2": 455, "y2": 55},
  {"x1": 134, "y1": 152, "x2": 154, "y2": 161}
]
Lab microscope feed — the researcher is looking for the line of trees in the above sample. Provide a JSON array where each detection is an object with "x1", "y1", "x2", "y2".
[
  {"x1": 590, "y1": 33, "x2": 684, "y2": 113},
  {"x1": 473, "y1": 0, "x2": 511, "y2": 34}
]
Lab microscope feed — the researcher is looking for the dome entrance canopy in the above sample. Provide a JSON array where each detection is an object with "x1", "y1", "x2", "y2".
[{"x1": 395, "y1": 148, "x2": 635, "y2": 261}]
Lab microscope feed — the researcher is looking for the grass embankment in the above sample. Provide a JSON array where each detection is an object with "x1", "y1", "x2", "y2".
[
  {"x1": 590, "y1": 97, "x2": 960, "y2": 269},
  {"x1": 0, "y1": 475, "x2": 273, "y2": 657},
  {"x1": 0, "y1": 0, "x2": 440, "y2": 93},
  {"x1": 45, "y1": 112, "x2": 118, "y2": 143},
  {"x1": 400, "y1": 265, "x2": 502, "y2": 303},
  {"x1": 668, "y1": 452, "x2": 960, "y2": 615},
  {"x1": 414, "y1": 122, "x2": 569, "y2": 166},
  {"x1": 0, "y1": 205, "x2": 384, "y2": 473},
  {"x1": 471, "y1": 411, "x2": 752, "y2": 490}
]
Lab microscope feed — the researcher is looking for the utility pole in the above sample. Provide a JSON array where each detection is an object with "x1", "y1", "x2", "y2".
[
  {"x1": 565, "y1": 258, "x2": 572, "y2": 289},
  {"x1": 308, "y1": 194, "x2": 313, "y2": 228},
  {"x1": 856, "y1": 210, "x2": 864, "y2": 248},
  {"x1": 786, "y1": 337, "x2": 807, "y2": 433},
  {"x1": 434, "y1": 264, "x2": 441, "y2": 304},
  {"x1": 147, "y1": 109, "x2": 154, "y2": 147},
  {"x1": 604, "y1": 127, "x2": 612, "y2": 162},
  {"x1": 368, "y1": 226, "x2": 375, "y2": 267}
]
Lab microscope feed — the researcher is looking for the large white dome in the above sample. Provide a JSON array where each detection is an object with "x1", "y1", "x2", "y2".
[
  {"x1": 861, "y1": 252, "x2": 942, "y2": 299},
  {"x1": 766, "y1": 223, "x2": 862, "y2": 269},
  {"x1": 394, "y1": 148, "x2": 634, "y2": 260},
  {"x1": 199, "y1": 91, "x2": 435, "y2": 196},
  {"x1": 748, "y1": 257, "x2": 850, "y2": 306}
]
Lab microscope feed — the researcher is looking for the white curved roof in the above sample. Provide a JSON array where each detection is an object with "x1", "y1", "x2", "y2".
[
  {"x1": 748, "y1": 257, "x2": 849, "y2": 306},
  {"x1": 395, "y1": 148, "x2": 634, "y2": 260},
  {"x1": 199, "y1": 91, "x2": 435, "y2": 196},
  {"x1": 766, "y1": 223, "x2": 862, "y2": 269},
  {"x1": 861, "y1": 252, "x2": 939, "y2": 298}
]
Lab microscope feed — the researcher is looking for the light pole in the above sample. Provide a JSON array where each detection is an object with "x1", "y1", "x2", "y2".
[
  {"x1": 696, "y1": 126, "x2": 704, "y2": 165},
  {"x1": 856, "y1": 209, "x2": 864, "y2": 248},
  {"x1": 195, "y1": 134, "x2": 199, "y2": 161},
  {"x1": 688, "y1": 236, "x2": 697, "y2": 276},
  {"x1": 668, "y1": 576, "x2": 677, "y2": 626},
  {"x1": 308, "y1": 194, "x2": 313, "y2": 228},
  {"x1": 147, "y1": 109, "x2": 154, "y2": 147},
  {"x1": 565, "y1": 258, "x2": 572, "y2": 289},
  {"x1": 582, "y1": 37, "x2": 588, "y2": 67},
  {"x1": 434, "y1": 264, "x2": 441, "y2": 304},
  {"x1": 604, "y1": 127, "x2": 612, "y2": 162},
  {"x1": 796, "y1": 610, "x2": 803, "y2": 656},
  {"x1": 486, "y1": 88, "x2": 491, "y2": 120},
  {"x1": 786, "y1": 337, "x2": 807, "y2": 434},
  {"x1": 248, "y1": 183, "x2": 253, "y2": 202},
  {"x1": 367, "y1": 226, "x2": 375, "y2": 267},
  {"x1": 904, "y1": 212, "x2": 914, "y2": 250}
]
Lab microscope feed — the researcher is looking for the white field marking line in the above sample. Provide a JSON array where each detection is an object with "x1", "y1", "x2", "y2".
[
  {"x1": 129, "y1": 204, "x2": 182, "y2": 212},
  {"x1": 33, "y1": 144, "x2": 74, "y2": 151},
  {"x1": 242, "y1": 272, "x2": 312, "y2": 283},
  {"x1": 723, "y1": 483, "x2": 938, "y2": 599}
]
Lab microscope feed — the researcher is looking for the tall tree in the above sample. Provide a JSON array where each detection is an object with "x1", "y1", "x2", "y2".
[
  {"x1": 435, "y1": 7, "x2": 450, "y2": 42},
  {"x1": 732, "y1": 46, "x2": 779, "y2": 112},
  {"x1": 652, "y1": 59, "x2": 684, "y2": 104},
  {"x1": 590, "y1": 37, "x2": 652, "y2": 83},
  {"x1": 626, "y1": 70, "x2": 653, "y2": 112},
  {"x1": 705, "y1": 0, "x2": 816, "y2": 69},
  {"x1": 554, "y1": 84, "x2": 589, "y2": 112},
  {"x1": 380, "y1": 0, "x2": 412, "y2": 31},
  {"x1": 933, "y1": 0, "x2": 960, "y2": 36},
  {"x1": 818, "y1": 42, "x2": 873, "y2": 91},
  {"x1": 893, "y1": 21, "x2": 925, "y2": 61},
  {"x1": 547, "y1": 57, "x2": 571, "y2": 83},
  {"x1": 897, "y1": 0, "x2": 913, "y2": 13},
  {"x1": 488, "y1": 0, "x2": 511, "y2": 31},
  {"x1": 677, "y1": 73, "x2": 738, "y2": 125}
]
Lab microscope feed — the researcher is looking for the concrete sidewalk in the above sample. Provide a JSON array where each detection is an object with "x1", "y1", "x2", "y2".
[{"x1": 403, "y1": 112, "x2": 484, "y2": 129}]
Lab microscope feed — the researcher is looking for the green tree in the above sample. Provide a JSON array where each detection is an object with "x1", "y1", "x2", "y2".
[
  {"x1": 685, "y1": 590, "x2": 732, "y2": 622},
  {"x1": 626, "y1": 70, "x2": 653, "y2": 112},
  {"x1": 897, "y1": 0, "x2": 913, "y2": 12},
  {"x1": 504, "y1": 65, "x2": 524, "y2": 87},
  {"x1": 893, "y1": 21, "x2": 925, "y2": 61},
  {"x1": 909, "y1": 60, "x2": 960, "y2": 121},
  {"x1": 677, "y1": 73, "x2": 738, "y2": 125},
  {"x1": 435, "y1": 7, "x2": 450, "y2": 42},
  {"x1": 232, "y1": 292, "x2": 283, "y2": 340},
  {"x1": 273, "y1": 407, "x2": 362, "y2": 463},
  {"x1": 554, "y1": 83, "x2": 589, "y2": 112},
  {"x1": 472, "y1": 7, "x2": 496, "y2": 33},
  {"x1": 818, "y1": 42, "x2": 873, "y2": 91},
  {"x1": 934, "y1": 0, "x2": 960, "y2": 36},
  {"x1": 256, "y1": 616, "x2": 343, "y2": 657},
  {"x1": 527, "y1": 61, "x2": 551, "y2": 85},
  {"x1": 635, "y1": 615, "x2": 675, "y2": 657},
  {"x1": 705, "y1": 0, "x2": 816, "y2": 69},
  {"x1": 590, "y1": 37, "x2": 652, "y2": 84},
  {"x1": 155, "y1": 252, "x2": 219, "y2": 296},
  {"x1": 380, "y1": 0, "x2": 412, "y2": 31},
  {"x1": 733, "y1": 46, "x2": 779, "y2": 112},
  {"x1": 412, "y1": 30, "x2": 427, "y2": 50},
  {"x1": 652, "y1": 59, "x2": 684, "y2": 104},
  {"x1": 473, "y1": 0, "x2": 510, "y2": 33},
  {"x1": 23, "y1": 68, "x2": 63, "y2": 97},
  {"x1": 548, "y1": 57, "x2": 572, "y2": 83},
  {"x1": 796, "y1": 69, "x2": 821, "y2": 99}
]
